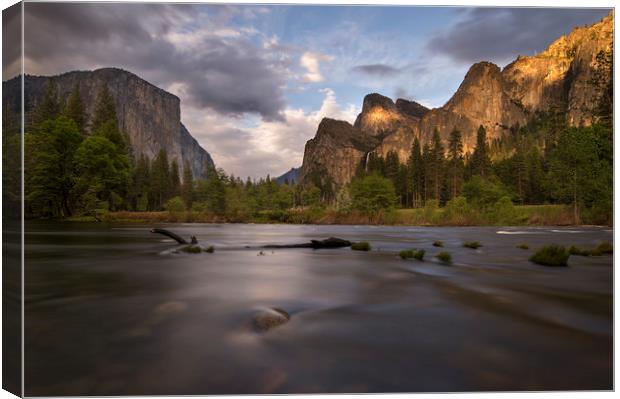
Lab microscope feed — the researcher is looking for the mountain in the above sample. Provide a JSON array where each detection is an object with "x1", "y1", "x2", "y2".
[
  {"x1": 300, "y1": 11, "x2": 613, "y2": 188},
  {"x1": 275, "y1": 167, "x2": 301, "y2": 185},
  {"x1": 2, "y1": 67, "x2": 214, "y2": 178}
]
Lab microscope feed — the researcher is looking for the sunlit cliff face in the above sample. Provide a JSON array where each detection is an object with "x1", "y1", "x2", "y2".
[{"x1": 359, "y1": 107, "x2": 404, "y2": 134}]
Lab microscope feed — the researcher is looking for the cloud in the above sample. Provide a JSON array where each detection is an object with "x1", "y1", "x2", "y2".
[
  {"x1": 182, "y1": 88, "x2": 359, "y2": 179},
  {"x1": 300, "y1": 52, "x2": 334, "y2": 83},
  {"x1": 2, "y1": 3, "x2": 21, "y2": 81},
  {"x1": 19, "y1": 3, "x2": 288, "y2": 120},
  {"x1": 427, "y1": 8, "x2": 611, "y2": 65},
  {"x1": 351, "y1": 64, "x2": 400, "y2": 77}
]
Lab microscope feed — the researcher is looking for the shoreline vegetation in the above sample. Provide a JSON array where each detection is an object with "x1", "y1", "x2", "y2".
[{"x1": 59, "y1": 203, "x2": 611, "y2": 227}]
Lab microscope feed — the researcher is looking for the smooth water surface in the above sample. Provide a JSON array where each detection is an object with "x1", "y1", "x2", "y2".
[{"x1": 24, "y1": 223, "x2": 613, "y2": 394}]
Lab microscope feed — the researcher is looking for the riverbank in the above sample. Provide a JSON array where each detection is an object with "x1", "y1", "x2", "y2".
[{"x1": 63, "y1": 204, "x2": 610, "y2": 226}]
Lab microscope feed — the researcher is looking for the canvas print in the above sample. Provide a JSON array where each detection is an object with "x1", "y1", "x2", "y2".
[{"x1": 1, "y1": 1, "x2": 614, "y2": 396}]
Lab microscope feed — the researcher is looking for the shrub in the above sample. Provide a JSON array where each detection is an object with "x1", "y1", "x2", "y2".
[
  {"x1": 592, "y1": 241, "x2": 613, "y2": 255},
  {"x1": 529, "y1": 245, "x2": 569, "y2": 266},
  {"x1": 463, "y1": 241, "x2": 482, "y2": 249},
  {"x1": 433, "y1": 240, "x2": 444, "y2": 247},
  {"x1": 568, "y1": 245, "x2": 591, "y2": 256},
  {"x1": 399, "y1": 248, "x2": 425, "y2": 260},
  {"x1": 516, "y1": 243, "x2": 529, "y2": 250},
  {"x1": 435, "y1": 251, "x2": 452, "y2": 263},
  {"x1": 350, "y1": 174, "x2": 398, "y2": 214},
  {"x1": 180, "y1": 245, "x2": 202, "y2": 253},
  {"x1": 191, "y1": 201, "x2": 209, "y2": 213},
  {"x1": 165, "y1": 196, "x2": 186, "y2": 213},
  {"x1": 351, "y1": 241, "x2": 371, "y2": 251},
  {"x1": 205, "y1": 246, "x2": 214, "y2": 253}
]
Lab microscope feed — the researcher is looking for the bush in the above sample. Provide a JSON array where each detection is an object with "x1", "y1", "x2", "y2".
[
  {"x1": 180, "y1": 245, "x2": 202, "y2": 253},
  {"x1": 463, "y1": 241, "x2": 482, "y2": 249},
  {"x1": 516, "y1": 243, "x2": 529, "y2": 250},
  {"x1": 436, "y1": 251, "x2": 452, "y2": 263},
  {"x1": 489, "y1": 196, "x2": 516, "y2": 225},
  {"x1": 568, "y1": 245, "x2": 590, "y2": 256},
  {"x1": 191, "y1": 201, "x2": 209, "y2": 213},
  {"x1": 165, "y1": 196, "x2": 186, "y2": 213},
  {"x1": 399, "y1": 248, "x2": 425, "y2": 260},
  {"x1": 433, "y1": 240, "x2": 444, "y2": 247},
  {"x1": 350, "y1": 174, "x2": 397, "y2": 214},
  {"x1": 529, "y1": 245, "x2": 569, "y2": 266},
  {"x1": 592, "y1": 241, "x2": 613, "y2": 255},
  {"x1": 351, "y1": 241, "x2": 371, "y2": 251},
  {"x1": 205, "y1": 246, "x2": 214, "y2": 253},
  {"x1": 462, "y1": 176, "x2": 512, "y2": 210}
]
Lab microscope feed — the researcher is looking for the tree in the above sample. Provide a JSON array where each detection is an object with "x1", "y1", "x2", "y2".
[
  {"x1": 471, "y1": 125, "x2": 491, "y2": 177},
  {"x1": 429, "y1": 129, "x2": 445, "y2": 201},
  {"x1": 350, "y1": 174, "x2": 397, "y2": 214},
  {"x1": 132, "y1": 154, "x2": 151, "y2": 211},
  {"x1": 73, "y1": 135, "x2": 130, "y2": 212},
  {"x1": 462, "y1": 175, "x2": 511, "y2": 210},
  {"x1": 64, "y1": 84, "x2": 86, "y2": 132},
  {"x1": 150, "y1": 149, "x2": 171, "y2": 210},
  {"x1": 181, "y1": 160, "x2": 194, "y2": 208},
  {"x1": 91, "y1": 84, "x2": 118, "y2": 132},
  {"x1": 170, "y1": 159, "x2": 181, "y2": 198},
  {"x1": 31, "y1": 80, "x2": 60, "y2": 129},
  {"x1": 27, "y1": 117, "x2": 83, "y2": 217},
  {"x1": 447, "y1": 129, "x2": 464, "y2": 199},
  {"x1": 407, "y1": 137, "x2": 423, "y2": 207}
]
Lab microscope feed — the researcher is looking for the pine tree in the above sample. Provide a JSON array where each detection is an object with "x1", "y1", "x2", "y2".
[
  {"x1": 31, "y1": 80, "x2": 60, "y2": 129},
  {"x1": 407, "y1": 137, "x2": 423, "y2": 207},
  {"x1": 170, "y1": 159, "x2": 181, "y2": 198},
  {"x1": 91, "y1": 84, "x2": 118, "y2": 132},
  {"x1": 430, "y1": 129, "x2": 445, "y2": 201},
  {"x1": 471, "y1": 125, "x2": 491, "y2": 177},
  {"x1": 150, "y1": 149, "x2": 170, "y2": 210},
  {"x1": 133, "y1": 154, "x2": 151, "y2": 211},
  {"x1": 447, "y1": 129, "x2": 464, "y2": 199},
  {"x1": 181, "y1": 160, "x2": 194, "y2": 208},
  {"x1": 64, "y1": 84, "x2": 86, "y2": 133}
]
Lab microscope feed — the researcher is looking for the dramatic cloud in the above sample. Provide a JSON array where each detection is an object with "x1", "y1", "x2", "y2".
[
  {"x1": 2, "y1": 3, "x2": 21, "y2": 81},
  {"x1": 182, "y1": 88, "x2": 359, "y2": 178},
  {"x1": 427, "y1": 8, "x2": 611, "y2": 64},
  {"x1": 300, "y1": 52, "x2": 334, "y2": 83},
  {"x1": 351, "y1": 64, "x2": 400, "y2": 77},
  {"x1": 20, "y1": 3, "x2": 288, "y2": 120}
]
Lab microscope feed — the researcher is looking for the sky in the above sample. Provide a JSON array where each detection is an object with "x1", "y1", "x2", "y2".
[{"x1": 3, "y1": 3, "x2": 611, "y2": 179}]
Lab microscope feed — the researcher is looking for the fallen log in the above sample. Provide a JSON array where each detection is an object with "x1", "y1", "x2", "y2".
[
  {"x1": 150, "y1": 228, "x2": 190, "y2": 244},
  {"x1": 263, "y1": 237, "x2": 351, "y2": 249}
]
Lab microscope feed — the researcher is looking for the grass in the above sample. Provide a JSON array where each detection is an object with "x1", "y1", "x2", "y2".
[
  {"x1": 180, "y1": 245, "x2": 202, "y2": 253},
  {"x1": 568, "y1": 245, "x2": 591, "y2": 256},
  {"x1": 433, "y1": 240, "x2": 444, "y2": 247},
  {"x1": 91, "y1": 203, "x2": 602, "y2": 227},
  {"x1": 399, "y1": 248, "x2": 425, "y2": 260},
  {"x1": 463, "y1": 241, "x2": 482, "y2": 249},
  {"x1": 435, "y1": 251, "x2": 452, "y2": 264},
  {"x1": 516, "y1": 243, "x2": 529, "y2": 250},
  {"x1": 529, "y1": 245, "x2": 569, "y2": 266},
  {"x1": 351, "y1": 241, "x2": 371, "y2": 251},
  {"x1": 592, "y1": 241, "x2": 613, "y2": 255}
]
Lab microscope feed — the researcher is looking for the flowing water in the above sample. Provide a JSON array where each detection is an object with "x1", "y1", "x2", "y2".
[{"x1": 21, "y1": 222, "x2": 613, "y2": 394}]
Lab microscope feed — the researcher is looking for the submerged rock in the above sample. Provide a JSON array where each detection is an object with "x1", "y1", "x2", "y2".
[{"x1": 252, "y1": 307, "x2": 290, "y2": 332}]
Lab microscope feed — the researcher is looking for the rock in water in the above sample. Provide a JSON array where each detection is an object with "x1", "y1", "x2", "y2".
[{"x1": 252, "y1": 308, "x2": 290, "y2": 332}]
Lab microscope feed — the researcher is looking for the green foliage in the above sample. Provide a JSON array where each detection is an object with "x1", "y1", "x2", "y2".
[
  {"x1": 463, "y1": 176, "x2": 511, "y2": 210},
  {"x1": 180, "y1": 245, "x2": 202, "y2": 254},
  {"x1": 529, "y1": 245, "x2": 569, "y2": 266},
  {"x1": 205, "y1": 246, "x2": 215, "y2": 253},
  {"x1": 568, "y1": 245, "x2": 590, "y2": 256},
  {"x1": 435, "y1": 251, "x2": 452, "y2": 263},
  {"x1": 165, "y1": 196, "x2": 186, "y2": 213},
  {"x1": 351, "y1": 242, "x2": 371, "y2": 251},
  {"x1": 516, "y1": 244, "x2": 529, "y2": 250},
  {"x1": 181, "y1": 160, "x2": 194, "y2": 208},
  {"x1": 433, "y1": 240, "x2": 443, "y2": 247},
  {"x1": 463, "y1": 241, "x2": 481, "y2": 249},
  {"x1": 64, "y1": 84, "x2": 86, "y2": 133},
  {"x1": 471, "y1": 125, "x2": 491, "y2": 177},
  {"x1": 399, "y1": 248, "x2": 425, "y2": 260},
  {"x1": 350, "y1": 174, "x2": 397, "y2": 214},
  {"x1": 591, "y1": 241, "x2": 613, "y2": 256}
]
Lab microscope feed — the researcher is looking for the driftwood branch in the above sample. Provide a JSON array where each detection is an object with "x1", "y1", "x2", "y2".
[
  {"x1": 150, "y1": 228, "x2": 190, "y2": 244},
  {"x1": 263, "y1": 237, "x2": 351, "y2": 249}
]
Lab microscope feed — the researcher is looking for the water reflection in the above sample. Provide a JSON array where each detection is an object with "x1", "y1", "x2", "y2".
[{"x1": 25, "y1": 222, "x2": 613, "y2": 394}]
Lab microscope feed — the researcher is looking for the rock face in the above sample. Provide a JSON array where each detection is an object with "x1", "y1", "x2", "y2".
[
  {"x1": 300, "y1": 11, "x2": 613, "y2": 188},
  {"x1": 3, "y1": 67, "x2": 214, "y2": 178},
  {"x1": 275, "y1": 167, "x2": 301, "y2": 185}
]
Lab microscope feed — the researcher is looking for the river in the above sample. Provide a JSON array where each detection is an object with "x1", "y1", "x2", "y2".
[{"x1": 22, "y1": 223, "x2": 613, "y2": 394}]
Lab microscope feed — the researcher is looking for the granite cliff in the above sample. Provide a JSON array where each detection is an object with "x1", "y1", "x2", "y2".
[
  {"x1": 3, "y1": 68, "x2": 214, "y2": 178},
  {"x1": 300, "y1": 11, "x2": 613, "y2": 188}
]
